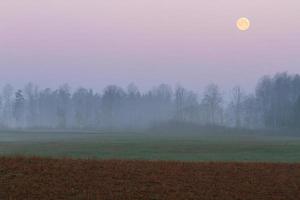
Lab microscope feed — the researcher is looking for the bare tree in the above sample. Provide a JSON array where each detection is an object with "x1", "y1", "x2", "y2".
[
  {"x1": 175, "y1": 85, "x2": 185, "y2": 121},
  {"x1": 56, "y1": 84, "x2": 71, "y2": 128},
  {"x1": 201, "y1": 84, "x2": 223, "y2": 125},
  {"x1": 231, "y1": 86, "x2": 244, "y2": 128},
  {"x1": 24, "y1": 83, "x2": 39, "y2": 127},
  {"x1": 102, "y1": 85, "x2": 125, "y2": 128},
  {"x1": 2, "y1": 84, "x2": 14, "y2": 127},
  {"x1": 13, "y1": 90, "x2": 25, "y2": 127}
]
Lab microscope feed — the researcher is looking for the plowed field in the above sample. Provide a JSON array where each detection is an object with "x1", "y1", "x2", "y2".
[{"x1": 0, "y1": 157, "x2": 300, "y2": 199}]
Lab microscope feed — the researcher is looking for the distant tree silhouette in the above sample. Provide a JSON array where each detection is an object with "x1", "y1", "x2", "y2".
[
  {"x1": 13, "y1": 90, "x2": 25, "y2": 126},
  {"x1": 294, "y1": 96, "x2": 300, "y2": 128},
  {"x1": 0, "y1": 72, "x2": 299, "y2": 131},
  {"x1": 201, "y1": 84, "x2": 223, "y2": 125}
]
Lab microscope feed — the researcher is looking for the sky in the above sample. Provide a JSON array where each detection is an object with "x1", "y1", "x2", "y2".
[{"x1": 0, "y1": 0, "x2": 299, "y2": 93}]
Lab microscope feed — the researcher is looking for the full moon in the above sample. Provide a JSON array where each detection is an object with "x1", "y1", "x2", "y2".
[{"x1": 237, "y1": 17, "x2": 250, "y2": 31}]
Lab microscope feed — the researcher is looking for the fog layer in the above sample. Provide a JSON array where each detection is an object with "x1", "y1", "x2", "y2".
[{"x1": 1, "y1": 72, "x2": 300, "y2": 130}]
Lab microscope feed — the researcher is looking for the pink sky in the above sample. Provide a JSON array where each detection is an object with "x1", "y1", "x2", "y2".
[{"x1": 0, "y1": 0, "x2": 299, "y2": 92}]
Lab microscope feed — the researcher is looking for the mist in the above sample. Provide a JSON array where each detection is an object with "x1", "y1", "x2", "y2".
[{"x1": 0, "y1": 72, "x2": 298, "y2": 132}]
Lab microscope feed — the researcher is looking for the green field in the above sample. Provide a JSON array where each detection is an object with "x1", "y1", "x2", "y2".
[{"x1": 1, "y1": 130, "x2": 300, "y2": 162}]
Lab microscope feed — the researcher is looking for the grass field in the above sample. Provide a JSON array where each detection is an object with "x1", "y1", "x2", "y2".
[{"x1": 1, "y1": 130, "x2": 300, "y2": 162}]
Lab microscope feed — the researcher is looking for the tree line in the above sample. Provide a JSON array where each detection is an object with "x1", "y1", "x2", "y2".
[{"x1": 1, "y1": 72, "x2": 300, "y2": 130}]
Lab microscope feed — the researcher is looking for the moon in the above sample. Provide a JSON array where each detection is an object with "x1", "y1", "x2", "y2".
[{"x1": 237, "y1": 17, "x2": 250, "y2": 31}]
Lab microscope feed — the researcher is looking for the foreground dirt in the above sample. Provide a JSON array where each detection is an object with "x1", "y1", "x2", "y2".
[{"x1": 0, "y1": 157, "x2": 300, "y2": 200}]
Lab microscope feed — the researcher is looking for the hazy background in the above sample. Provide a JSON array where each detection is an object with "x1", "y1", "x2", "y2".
[{"x1": 1, "y1": 0, "x2": 299, "y2": 92}]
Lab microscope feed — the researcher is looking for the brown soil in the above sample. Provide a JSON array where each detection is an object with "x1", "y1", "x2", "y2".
[{"x1": 0, "y1": 157, "x2": 299, "y2": 200}]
